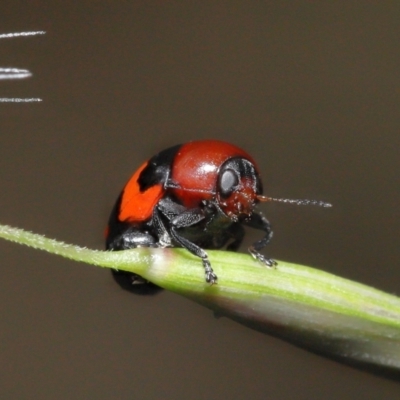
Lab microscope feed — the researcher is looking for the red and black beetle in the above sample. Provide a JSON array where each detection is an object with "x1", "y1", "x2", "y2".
[{"x1": 106, "y1": 140, "x2": 330, "y2": 291}]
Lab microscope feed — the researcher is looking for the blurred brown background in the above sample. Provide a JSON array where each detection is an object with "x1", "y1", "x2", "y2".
[{"x1": 0, "y1": 2, "x2": 399, "y2": 399}]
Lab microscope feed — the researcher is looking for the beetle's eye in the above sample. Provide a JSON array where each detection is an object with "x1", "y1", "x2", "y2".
[{"x1": 219, "y1": 169, "x2": 239, "y2": 197}]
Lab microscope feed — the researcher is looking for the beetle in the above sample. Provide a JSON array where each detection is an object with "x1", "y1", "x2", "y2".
[{"x1": 106, "y1": 140, "x2": 330, "y2": 291}]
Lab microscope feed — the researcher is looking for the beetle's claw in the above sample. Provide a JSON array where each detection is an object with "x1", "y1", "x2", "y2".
[
  {"x1": 203, "y1": 259, "x2": 218, "y2": 285},
  {"x1": 206, "y1": 271, "x2": 218, "y2": 285},
  {"x1": 249, "y1": 247, "x2": 277, "y2": 268},
  {"x1": 263, "y1": 257, "x2": 278, "y2": 267},
  {"x1": 130, "y1": 274, "x2": 150, "y2": 285}
]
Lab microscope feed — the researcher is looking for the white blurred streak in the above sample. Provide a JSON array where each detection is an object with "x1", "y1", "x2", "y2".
[
  {"x1": 0, "y1": 67, "x2": 32, "y2": 79},
  {"x1": 0, "y1": 31, "x2": 46, "y2": 39},
  {"x1": 0, "y1": 31, "x2": 45, "y2": 102},
  {"x1": 0, "y1": 98, "x2": 42, "y2": 102}
]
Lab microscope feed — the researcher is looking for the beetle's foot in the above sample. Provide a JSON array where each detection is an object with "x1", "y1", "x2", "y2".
[
  {"x1": 111, "y1": 270, "x2": 162, "y2": 295},
  {"x1": 113, "y1": 270, "x2": 149, "y2": 284},
  {"x1": 129, "y1": 274, "x2": 149, "y2": 285},
  {"x1": 203, "y1": 258, "x2": 218, "y2": 285},
  {"x1": 248, "y1": 247, "x2": 277, "y2": 268}
]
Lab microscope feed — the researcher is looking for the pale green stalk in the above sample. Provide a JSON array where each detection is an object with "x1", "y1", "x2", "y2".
[{"x1": 0, "y1": 224, "x2": 399, "y2": 381}]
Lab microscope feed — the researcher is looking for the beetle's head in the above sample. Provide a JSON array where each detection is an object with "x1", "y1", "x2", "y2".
[
  {"x1": 216, "y1": 157, "x2": 262, "y2": 221},
  {"x1": 215, "y1": 156, "x2": 332, "y2": 221}
]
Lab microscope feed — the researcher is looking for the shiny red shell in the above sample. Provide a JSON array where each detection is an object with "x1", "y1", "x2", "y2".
[
  {"x1": 170, "y1": 141, "x2": 257, "y2": 208},
  {"x1": 119, "y1": 161, "x2": 164, "y2": 222},
  {"x1": 117, "y1": 140, "x2": 259, "y2": 223}
]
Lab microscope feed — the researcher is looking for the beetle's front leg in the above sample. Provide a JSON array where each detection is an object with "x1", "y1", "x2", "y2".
[{"x1": 244, "y1": 212, "x2": 277, "y2": 267}]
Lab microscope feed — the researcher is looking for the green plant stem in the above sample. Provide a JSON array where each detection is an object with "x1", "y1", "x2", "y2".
[{"x1": 0, "y1": 223, "x2": 400, "y2": 381}]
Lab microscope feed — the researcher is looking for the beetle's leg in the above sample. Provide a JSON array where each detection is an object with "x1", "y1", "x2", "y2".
[
  {"x1": 171, "y1": 228, "x2": 217, "y2": 284},
  {"x1": 244, "y1": 212, "x2": 277, "y2": 267},
  {"x1": 168, "y1": 209, "x2": 218, "y2": 284},
  {"x1": 107, "y1": 229, "x2": 157, "y2": 250},
  {"x1": 151, "y1": 207, "x2": 174, "y2": 247}
]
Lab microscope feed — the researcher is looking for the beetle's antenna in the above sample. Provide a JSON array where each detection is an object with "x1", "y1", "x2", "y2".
[{"x1": 257, "y1": 195, "x2": 332, "y2": 208}]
